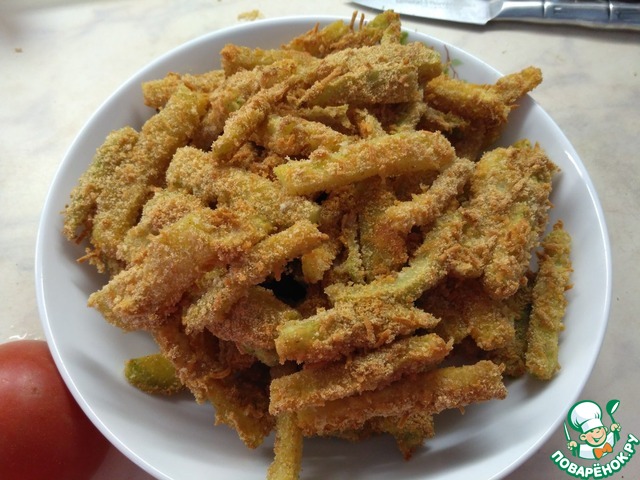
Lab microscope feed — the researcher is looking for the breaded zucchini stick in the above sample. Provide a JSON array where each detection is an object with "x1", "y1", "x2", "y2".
[
  {"x1": 267, "y1": 412, "x2": 304, "y2": 480},
  {"x1": 481, "y1": 144, "x2": 559, "y2": 299},
  {"x1": 363, "y1": 411, "x2": 435, "y2": 459},
  {"x1": 485, "y1": 283, "x2": 533, "y2": 377},
  {"x1": 357, "y1": 177, "x2": 404, "y2": 280},
  {"x1": 183, "y1": 220, "x2": 327, "y2": 330},
  {"x1": 166, "y1": 146, "x2": 320, "y2": 228},
  {"x1": 117, "y1": 189, "x2": 204, "y2": 264},
  {"x1": 525, "y1": 221, "x2": 572, "y2": 380},
  {"x1": 194, "y1": 60, "x2": 300, "y2": 148},
  {"x1": 295, "y1": 360, "x2": 507, "y2": 436},
  {"x1": 63, "y1": 127, "x2": 139, "y2": 243},
  {"x1": 270, "y1": 334, "x2": 451, "y2": 414},
  {"x1": 300, "y1": 184, "x2": 358, "y2": 284},
  {"x1": 252, "y1": 114, "x2": 352, "y2": 158},
  {"x1": 380, "y1": 157, "x2": 474, "y2": 235},
  {"x1": 221, "y1": 44, "x2": 315, "y2": 76},
  {"x1": 421, "y1": 278, "x2": 516, "y2": 351},
  {"x1": 210, "y1": 81, "x2": 292, "y2": 162},
  {"x1": 153, "y1": 317, "x2": 274, "y2": 449},
  {"x1": 88, "y1": 205, "x2": 271, "y2": 330},
  {"x1": 450, "y1": 142, "x2": 558, "y2": 295},
  {"x1": 283, "y1": 10, "x2": 403, "y2": 58},
  {"x1": 425, "y1": 67, "x2": 542, "y2": 159},
  {"x1": 90, "y1": 85, "x2": 207, "y2": 269},
  {"x1": 274, "y1": 130, "x2": 456, "y2": 196},
  {"x1": 141, "y1": 69, "x2": 225, "y2": 110},
  {"x1": 206, "y1": 286, "x2": 302, "y2": 367},
  {"x1": 325, "y1": 206, "x2": 463, "y2": 304},
  {"x1": 124, "y1": 353, "x2": 184, "y2": 395},
  {"x1": 299, "y1": 42, "x2": 442, "y2": 106},
  {"x1": 275, "y1": 300, "x2": 440, "y2": 364}
]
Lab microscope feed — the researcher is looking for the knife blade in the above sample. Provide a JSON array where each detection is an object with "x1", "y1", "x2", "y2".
[{"x1": 350, "y1": 0, "x2": 640, "y2": 29}]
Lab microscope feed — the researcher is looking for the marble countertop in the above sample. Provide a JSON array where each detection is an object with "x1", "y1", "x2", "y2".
[{"x1": 1, "y1": 1, "x2": 639, "y2": 478}]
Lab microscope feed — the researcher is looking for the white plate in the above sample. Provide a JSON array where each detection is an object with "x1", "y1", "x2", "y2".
[{"x1": 35, "y1": 15, "x2": 611, "y2": 480}]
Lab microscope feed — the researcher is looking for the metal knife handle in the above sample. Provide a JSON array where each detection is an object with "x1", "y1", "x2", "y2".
[{"x1": 499, "y1": 0, "x2": 640, "y2": 28}]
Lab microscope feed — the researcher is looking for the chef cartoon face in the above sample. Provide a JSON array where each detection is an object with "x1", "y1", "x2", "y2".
[{"x1": 580, "y1": 426, "x2": 608, "y2": 447}]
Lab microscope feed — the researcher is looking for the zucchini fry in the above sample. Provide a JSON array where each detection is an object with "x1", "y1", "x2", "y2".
[
  {"x1": 207, "y1": 286, "x2": 302, "y2": 367},
  {"x1": 283, "y1": 10, "x2": 403, "y2": 58},
  {"x1": 270, "y1": 334, "x2": 451, "y2": 414},
  {"x1": 295, "y1": 360, "x2": 507, "y2": 436},
  {"x1": 141, "y1": 69, "x2": 225, "y2": 110},
  {"x1": 380, "y1": 157, "x2": 474, "y2": 235},
  {"x1": 90, "y1": 85, "x2": 207, "y2": 269},
  {"x1": 166, "y1": 146, "x2": 319, "y2": 228},
  {"x1": 267, "y1": 412, "x2": 304, "y2": 480},
  {"x1": 425, "y1": 67, "x2": 542, "y2": 159},
  {"x1": 253, "y1": 114, "x2": 351, "y2": 158},
  {"x1": 124, "y1": 353, "x2": 184, "y2": 395},
  {"x1": 153, "y1": 317, "x2": 274, "y2": 449},
  {"x1": 275, "y1": 299, "x2": 440, "y2": 364},
  {"x1": 481, "y1": 144, "x2": 558, "y2": 299},
  {"x1": 183, "y1": 220, "x2": 327, "y2": 330},
  {"x1": 117, "y1": 189, "x2": 204, "y2": 264},
  {"x1": 525, "y1": 221, "x2": 573, "y2": 380},
  {"x1": 325, "y1": 206, "x2": 463, "y2": 304},
  {"x1": 88, "y1": 205, "x2": 271, "y2": 330},
  {"x1": 63, "y1": 127, "x2": 139, "y2": 244},
  {"x1": 274, "y1": 130, "x2": 456, "y2": 196},
  {"x1": 369, "y1": 411, "x2": 435, "y2": 460}
]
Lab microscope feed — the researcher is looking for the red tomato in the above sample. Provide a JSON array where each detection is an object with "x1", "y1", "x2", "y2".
[{"x1": 0, "y1": 340, "x2": 110, "y2": 480}]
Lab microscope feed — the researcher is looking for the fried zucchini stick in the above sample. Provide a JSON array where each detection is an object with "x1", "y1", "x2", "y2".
[
  {"x1": 88, "y1": 205, "x2": 270, "y2": 330},
  {"x1": 380, "y1": 157, "x2": 474, "y2": 235},
  {"x1": 274, "y1": 130, "x2": 456, "y2": 196},
  {"x1": 153, "y1": 318, "x2": 274, "y2": 448},
  {"x1": 283, "y1": 10, "x2": 403, "y2": 58},
  {"x1": 90, "y1": 85, "x2": 207, "y2": 268},
  {"x1": 357, "y1": 177, "x2": 404, "y2": 280},
  {"x1": 295, "y1": 360, "x2": 507, "y2": 436},
  {"x1": 421, "y1": 278, "x2": 515, "y2": 350},
  {"x1": 485, "y1": 283, "x2": 532, "y2": 377},
  {"x1": 300, "y1": 42, "x2": 441, "y2": 106},
  {"x1": 270, "y1": 334, "x2": 451, "y2": 414},
  {"x1": 117, "y1": 189, "x2": 204, "y2": 264},
  {"x1": 63, "y1": 127, "x2": 139, "y2": 243},
  {"x1": 450, "y1": 143, "x2": 557, "y2": 291},
  {"x1": 330, "y1": 209, "x2": 366, "y2": 284},
  {"x1": 300, "y1": 185, "x2": 358, "y2": 284},
  {"x1": 183, "y1": 220, "x2": 327, "y2": 330},
  {"x1": 141, "y1": 70, "x2": 225, "y2": 110},
  {"x1": 275, "y1": 300, "x2": 440, "y2": 363},
  {"x1": 481, "y1": 144, "x2": 558, "y2": 299},
  {"x1": 210, "y1": 81, "x2": 292, "y2": 162},
  {"x1": 221, "y1": 44, "x2": 315, "y2": 76},
  {"x1": 425, "y1": 67, "x2": 542, "y2": 159},
  {"x1": 267, "y1": 412, "x2": 304, "y2": 480},
  {"x1": 207, "y1": 286, "x2": 302, "y2": 366},
  {"x1": 253, "y1": 114, "x2": 352, "y2": 158},
  {"x1": 124, "y1": 353, "x2": 184, "y2": 395},
  {"x1": 195, "y1": 60, "x2": 300, "y2": 148},
  {"x1": 525, "y1": 221, "x2": 572, "y2": 380},
  {"x1": 368, "y1": 411, "x2": 435, "y2": 460},
  {"x1": 325, "y1": 207, "x2": 462, "y2": 304},
  {"x1": 166, "y1": 146, "x2": 319, "y2": 228}
]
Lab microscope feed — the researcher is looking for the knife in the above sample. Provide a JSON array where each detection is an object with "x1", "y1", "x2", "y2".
[{"x1": 350, "y1": 0, "x2": 640, "y2": 29}]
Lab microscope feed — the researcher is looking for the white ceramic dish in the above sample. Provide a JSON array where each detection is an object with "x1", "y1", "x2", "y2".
[{"x1": 35, "y1": 15, "x2": 611, "y2": 480}]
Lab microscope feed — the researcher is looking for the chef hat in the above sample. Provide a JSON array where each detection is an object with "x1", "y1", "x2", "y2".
[{"x1": 568, "y1": 400, "x2": 604, "y2": 434}]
